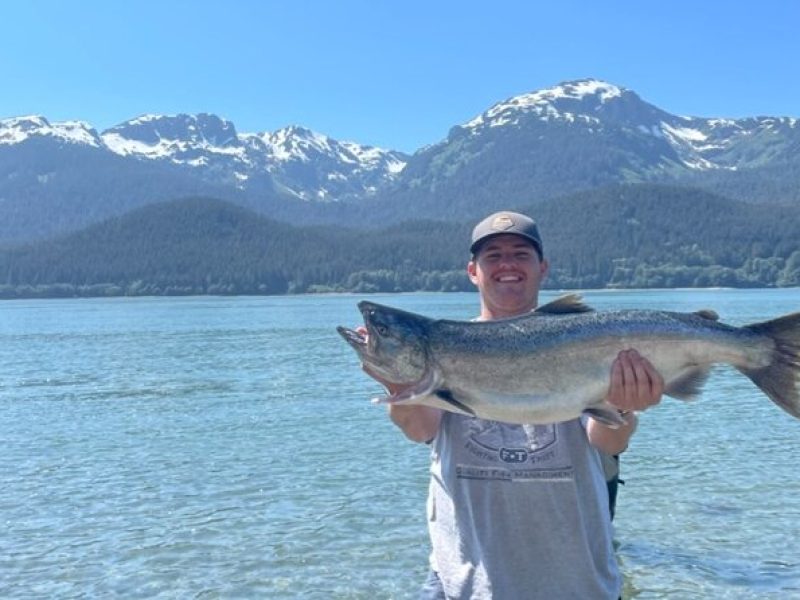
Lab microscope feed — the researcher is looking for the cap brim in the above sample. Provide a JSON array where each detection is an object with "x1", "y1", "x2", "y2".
[{"x1": 471, "y1": 233, "x2": 542, "y2": 256}]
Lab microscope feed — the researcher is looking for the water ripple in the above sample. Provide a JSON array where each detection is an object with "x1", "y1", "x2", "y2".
[{"x1": 2, "y1": 290, "x2": 799, "y2": 598}]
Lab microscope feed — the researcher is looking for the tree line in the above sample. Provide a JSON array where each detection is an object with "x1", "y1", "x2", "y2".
[{"x1": 0, "y1": 184, "x2": 798, "y2": 299}]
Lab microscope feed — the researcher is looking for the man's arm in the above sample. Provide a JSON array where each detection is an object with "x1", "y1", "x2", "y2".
[
  {"x1": 388, "y1": 403, "x2": 443, "y2": 444},
  {"x1": 587, "y1": 349, "x2": 664, "y2": 455}
]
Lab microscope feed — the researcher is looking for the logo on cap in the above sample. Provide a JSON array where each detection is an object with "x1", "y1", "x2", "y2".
[{"x1": 491, "y1": 215, "x2": 515, "y2": 231}]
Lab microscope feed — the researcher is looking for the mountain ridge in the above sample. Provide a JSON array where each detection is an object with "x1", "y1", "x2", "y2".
[{"x1": 2, "y1": 78, "x2": 799, "y2": 245}]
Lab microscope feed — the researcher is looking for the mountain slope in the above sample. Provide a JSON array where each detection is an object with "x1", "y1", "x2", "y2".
[
  {"x1": 375, "y1": 79, "x2": 800, "y2": 220},
  {"x1": 0, "y1": 197, "x2": 466, "y2": 295},
  {"x1": 0, "y1": 133, "x2": 247, "y2": 244},
  {"x1": 528, "y1": 184, "x2": 800, "y2": 287},
  {"x1": 0, "y1": 114, "x2": 407, "y2": 244},
  {"x1": 2, "y1": 185, "x2": 797, "y2": 297},
  {"x1": 1, "y1": 78, "x2": 798, "y2": 244},
  {"x1": 101, "y1": 115, "x2": 408, "y2": 202}
]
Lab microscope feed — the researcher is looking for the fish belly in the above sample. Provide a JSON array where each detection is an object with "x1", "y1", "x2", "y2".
[{"x1": 432, "y1": 332, "x2": 768, "y2": 424}]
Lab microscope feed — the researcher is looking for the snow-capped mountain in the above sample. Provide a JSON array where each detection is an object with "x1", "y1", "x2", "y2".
[
  {"x1": 665, "y1": 115, "x2": 799, "y2": 170},
  {"x1": 390, "y1": 78, "x2": 800, "y2": 217},
  {"x1": 249, "y1": 125, "x2": 406, "y2": 201},
  {"x1": 1, "y1": 78, "x2": 798, "y2": 244},
  {"x1": 0, "y1": 115, "x2": 104, "y2": 147},
  {"x1": 464, "y1": 79, "x2": 650, "y2": 130},
  {"x1": 0, "y1": 112, "x2": 409, "y2": 242},
  {"x1": 0, "y1": 112, "x2": 407, "y2": 199},
  {"x1": 101, "y1": 113, "x2": 252, "y2": 191},
  {"x1": 102, "y1": 113, "x2": 244, "y2": 161},
  {"x1": 458, "y1": 79, "x2": 799, "y2": 172},
  {"x1": 98, "y1": 114, "x2": 407, "y2": 201}
]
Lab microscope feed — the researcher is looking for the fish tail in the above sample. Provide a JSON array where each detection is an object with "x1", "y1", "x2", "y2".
[{"x1": 739, "y1": 312, "x2": 800, "y2": 419}]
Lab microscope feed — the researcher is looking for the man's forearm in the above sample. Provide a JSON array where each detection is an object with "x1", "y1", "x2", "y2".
[
  {"x1": 389, "y1": 404, "x2": 443, "y2": 444},
  {"x1": 587, "y1": 412, "x2": 638, "y2": 455}
]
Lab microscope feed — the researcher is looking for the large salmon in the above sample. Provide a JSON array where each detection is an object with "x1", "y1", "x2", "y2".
[{"x1": 337, "y1": 295, "x2": 800, "y2": 425}]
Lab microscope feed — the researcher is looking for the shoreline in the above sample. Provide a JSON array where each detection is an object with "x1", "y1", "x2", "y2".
[{"x1": 2, "y1": 285, "x2": 797, "y2": 302}]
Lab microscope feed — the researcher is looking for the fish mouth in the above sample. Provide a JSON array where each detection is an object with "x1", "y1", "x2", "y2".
[
  {"x1": 337, "y1": 325, "x2": 385, "y2": 373},
  {"x1": 337, "y1": 326, "x2": 367, "y2": 351}
]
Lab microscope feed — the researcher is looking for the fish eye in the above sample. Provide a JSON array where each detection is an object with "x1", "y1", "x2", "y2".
[{"x1": 375, "y1": 324, "x2": 389, "y2": 336}]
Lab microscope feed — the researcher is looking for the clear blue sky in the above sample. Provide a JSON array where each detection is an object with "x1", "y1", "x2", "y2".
[{"x1": 2, "y1": 0, "x2": 798, "y2": 152}]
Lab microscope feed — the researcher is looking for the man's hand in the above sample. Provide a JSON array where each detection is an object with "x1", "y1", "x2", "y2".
[
  {"x1": 588, "y1": 350, "x2": 664, "y2": 455},
  {"x1": 607, "y1": 349, "x2": 664, "y2": 414}
]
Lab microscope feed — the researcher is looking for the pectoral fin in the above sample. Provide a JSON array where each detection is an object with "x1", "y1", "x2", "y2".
[
  {"x1": 431, "y1": 389, "x2": 477, "y2": 417},
  {"x1": 583, "y1": 402, "x2": 627, "y2": 428}
]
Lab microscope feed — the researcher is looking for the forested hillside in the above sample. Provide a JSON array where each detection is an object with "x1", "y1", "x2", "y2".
[
  {"x1": 535, "y1": 184, "x2": 800, "y2": 288},
  {"x1": 0, "y1": 197, "x2": 470, "y2": 297},
  {"x1": 1, "y1": 185, "x2": 797, "y2": 299}
]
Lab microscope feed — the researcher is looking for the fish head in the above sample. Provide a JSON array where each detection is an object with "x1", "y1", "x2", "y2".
[{"x1": 337, "y1": 301, "x2": 430, "y2": 384}]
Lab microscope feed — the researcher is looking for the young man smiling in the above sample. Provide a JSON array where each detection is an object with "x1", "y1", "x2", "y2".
[
  {"x1": 367, "y1": 211, "x2": 663, "y2": 599},
  {"x1": 467, "y1": 230, "x2": 547, "y2": 320}
]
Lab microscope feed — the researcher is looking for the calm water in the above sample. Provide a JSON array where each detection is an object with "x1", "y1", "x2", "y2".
[{"x1": 1, "y1": 289, "x2": 798, "y2": 599}]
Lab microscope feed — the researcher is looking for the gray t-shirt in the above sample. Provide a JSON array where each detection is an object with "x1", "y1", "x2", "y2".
[{"x1": 427, "y1": 412, "x2": 622, "y2": 599}]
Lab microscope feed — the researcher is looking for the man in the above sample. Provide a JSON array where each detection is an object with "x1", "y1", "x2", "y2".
[{"x1": 365, "y1": 211, "x2": 663, "y2": 599}]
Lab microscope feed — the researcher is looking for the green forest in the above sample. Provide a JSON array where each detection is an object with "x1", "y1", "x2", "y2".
[{"x1": 0, "y1": 184, "x2": 798, "y2": 299}]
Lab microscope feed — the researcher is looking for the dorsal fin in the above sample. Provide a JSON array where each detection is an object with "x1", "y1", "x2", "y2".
[
  {"x1": 534, "y1": 294, "x2": 595, "y2": 315},
  {"x1": 694, "y1": 309, "x2": 719, "y2": 321}
]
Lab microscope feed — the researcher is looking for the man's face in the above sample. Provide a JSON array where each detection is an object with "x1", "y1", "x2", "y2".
[{"x1": 467, "y1": 234, "x2": 548, "y2": 319}]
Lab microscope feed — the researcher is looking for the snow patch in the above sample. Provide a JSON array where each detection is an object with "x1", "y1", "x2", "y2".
[
  {"x1": 0, "y1": 115, "x2": 101, "y2": 147},
  {"x1": 464, "y1": 79, "x2": 619, "y2": 131},
  {"x1": 102, "y1": 131, "x2": 247, "y2": 163},
  {"x1": 661, "y1": 122, "x2": 708, "y2": 143}
]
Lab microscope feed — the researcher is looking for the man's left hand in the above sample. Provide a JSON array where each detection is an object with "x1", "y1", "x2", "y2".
[{"x1": 607, "y1": 349, "x2": 664, "y2": 413}]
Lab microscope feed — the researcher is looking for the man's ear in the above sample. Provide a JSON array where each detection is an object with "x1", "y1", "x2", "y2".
[
  {"x1": 540, "y1": 258, "x2": 549, "y2": 279},
  {"x1": 467, "y1": 260, "x2": 478, "y2": 284}
]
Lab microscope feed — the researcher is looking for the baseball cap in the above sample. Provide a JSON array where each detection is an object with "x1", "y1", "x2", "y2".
[{"x1": 470, "y1": 211, "x2": 544, "y2": 257}]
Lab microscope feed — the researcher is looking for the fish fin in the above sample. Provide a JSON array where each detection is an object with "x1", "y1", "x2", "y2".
[
  {"x1": 664, "y1": 366, "x2": 712, "y2": 400},
  {"x1": 372, "y1": 391, "x2": 476, "y2": 417},
  {"x1": 583, "y1": 403, "x2": 627, "y2": 428},
  {"x1": 533, "y1": 294, "x2": 595, "y2": 315},
  {"x1": 694, "y1": 309, "x2": 719, "y2": 321},
  {"x1": 431, "y1": 389, "x2": 477, "y2": 417},
  {"x1": 740, "y1": 312, "x2": 800, "y2": 419}
]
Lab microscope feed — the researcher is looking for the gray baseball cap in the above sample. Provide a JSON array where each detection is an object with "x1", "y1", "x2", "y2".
[{"x1": 470, "y1": 211, "x2": 544, "y2": 257}]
